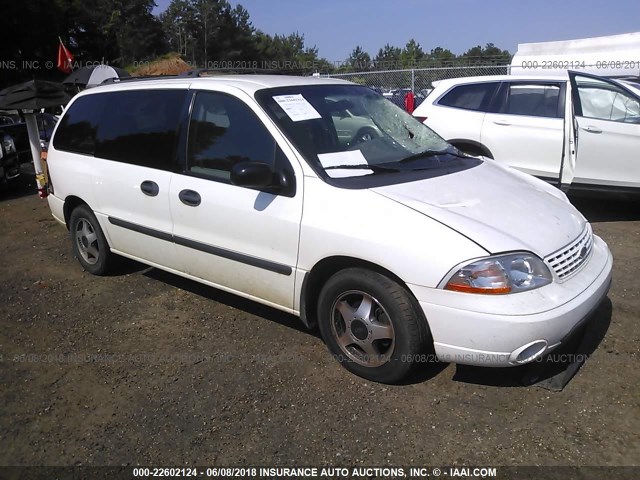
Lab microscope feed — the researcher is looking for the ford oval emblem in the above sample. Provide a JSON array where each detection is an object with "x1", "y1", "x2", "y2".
[{"x1": 579, "y1": 246, "x2": 588, "y2": 260}]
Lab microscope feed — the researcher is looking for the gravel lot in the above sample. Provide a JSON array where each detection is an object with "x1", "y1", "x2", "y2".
[{"x1": 0, "y1": 170, "x2": 638, "y2": 469}]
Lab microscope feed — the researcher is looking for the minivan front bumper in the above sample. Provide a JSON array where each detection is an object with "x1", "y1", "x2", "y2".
[{"x1": 408, "y1": 235, "x2": 613, "y2": 367}]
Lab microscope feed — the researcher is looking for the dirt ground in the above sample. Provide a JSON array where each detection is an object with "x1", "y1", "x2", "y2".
[{"x1": 0, "y1": 167, "x2": 638, "y2": 469}]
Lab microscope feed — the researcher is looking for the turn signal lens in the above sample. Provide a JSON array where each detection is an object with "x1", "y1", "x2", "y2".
[{"x1": 444, "y1": 253, "x2": 552, "y2": 294}]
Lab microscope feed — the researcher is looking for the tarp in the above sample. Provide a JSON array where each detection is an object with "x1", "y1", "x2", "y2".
[{"x1": 0, "y1": 80, "x2": 71, "y2": 110}]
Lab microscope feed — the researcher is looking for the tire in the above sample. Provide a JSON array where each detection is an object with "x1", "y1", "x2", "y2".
[
  {"x1": 69, "y1": 204, "x2": 115, "y2": 276},
  {"x1": 317, "y1": 268, "x2": 430, "y2": 383}
]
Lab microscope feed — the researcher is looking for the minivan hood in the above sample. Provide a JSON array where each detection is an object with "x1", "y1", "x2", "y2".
[{"x1": 371, "y1": 160, "x2": 586, "y2": 257}]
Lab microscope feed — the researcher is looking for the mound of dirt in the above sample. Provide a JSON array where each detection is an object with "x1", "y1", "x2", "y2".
[{"x1": 133, "y1": 56, "x2": 192, "y2": 76}]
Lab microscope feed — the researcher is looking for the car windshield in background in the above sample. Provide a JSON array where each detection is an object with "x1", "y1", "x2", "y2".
[{"x1": 256, "y1": 85, "x2": 480, "y2": 182}]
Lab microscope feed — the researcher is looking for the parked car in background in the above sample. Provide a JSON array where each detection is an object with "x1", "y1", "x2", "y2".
[
  {"x1": 0, "y1": 111, "x2": 59, "y2": 162},
  {"x1": 0, "y1": 129, "x2": 19, "y2": 188},
  {"x1": 328, "y1": 98, "x2": 381, "y2": 147},
  {"x1": 46, "y1": 75, "x2": 612, "y2": 383},
  {"x1": 385, "y1": 88, "x2": 426, "y2": 110},
  {"x1": 413, "y1": 71, "x2": 640, "y2": 193},
  {"x1": 368, "y1": 86, "x2": 385, "y2": 96}
]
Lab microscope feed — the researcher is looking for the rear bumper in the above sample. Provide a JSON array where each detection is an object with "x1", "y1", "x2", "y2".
[
  {"x1": 409, "y1": 235, "x2": 613, "y2": 366},
  {"x1": 48, "y1": 193, "x2": 66, "y2": 226}
]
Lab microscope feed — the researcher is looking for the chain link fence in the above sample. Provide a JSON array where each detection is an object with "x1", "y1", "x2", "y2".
[{"x1": 324, "y1": 65, "x2": 509, "y2": 106}]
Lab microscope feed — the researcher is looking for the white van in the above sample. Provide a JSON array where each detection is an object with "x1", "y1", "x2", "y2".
[{"x1": 46, "y1": 75, "x2": 612, "y2": 383}]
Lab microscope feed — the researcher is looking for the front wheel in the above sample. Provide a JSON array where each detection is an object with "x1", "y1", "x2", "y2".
[
  {"x1": 317, "y1": 268, "x2": 431, "y2": 383},
  {"x1": 69, "y1": 204, "x2": 115, "y2": 275}
]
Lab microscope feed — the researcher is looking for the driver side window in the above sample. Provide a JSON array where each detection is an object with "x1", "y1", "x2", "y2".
[{"x1": 187, "y1": 91, "x2": 277, "y2": 181}]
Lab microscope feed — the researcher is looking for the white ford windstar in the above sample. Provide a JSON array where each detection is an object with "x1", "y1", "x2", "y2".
[{"x1": 46, "y1": 74, "x2": 612, "y2": 383}]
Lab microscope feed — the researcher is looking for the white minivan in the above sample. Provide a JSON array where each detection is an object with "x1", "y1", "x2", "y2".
[{"x1": 46, "y1": 74, "x2": 612, "y2": 383}]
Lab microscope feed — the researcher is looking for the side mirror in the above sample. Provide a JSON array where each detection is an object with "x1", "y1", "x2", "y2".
[{"x1": 230, "y1": 161, "x2": 274, "y2": 188}]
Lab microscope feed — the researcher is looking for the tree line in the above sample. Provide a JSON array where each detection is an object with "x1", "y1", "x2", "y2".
[{"x1": 0, "y1": 0, "x2": 512, "y2": 85}]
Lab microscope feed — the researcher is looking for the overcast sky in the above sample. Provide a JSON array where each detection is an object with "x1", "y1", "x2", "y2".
[{"x1": 153, "y1": 0, "x2": 640, "y2": 61}]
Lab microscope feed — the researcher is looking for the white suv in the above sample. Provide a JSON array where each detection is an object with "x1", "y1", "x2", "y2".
[
  {"x1": 46, "y1": 74, "x2": 612, "y2": 383},
  {"x1": 413, "y1": 72, "x2": 640, "y2": 193}
]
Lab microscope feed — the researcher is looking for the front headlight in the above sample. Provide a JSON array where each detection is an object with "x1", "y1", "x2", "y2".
[{"x1": 443, "y1": 252, "x2": 552, "y2": 294}]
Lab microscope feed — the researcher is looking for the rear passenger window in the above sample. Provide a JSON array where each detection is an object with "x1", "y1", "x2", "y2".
[
  {"x1": 94, "y1": 90, "x2": 188, "y2": 170},
  {"x1": 501, "y1": 84, "x2": 561, "y2": 118},
  {"x1": 438, "y1": 83, "x2": 498, "y2": 111},
  {"x1": 187, "y1": 91, "x2": 277, "y2": 182},
  {"x1": 53, "y1": 94, "x2": 106, "y2": 155}
]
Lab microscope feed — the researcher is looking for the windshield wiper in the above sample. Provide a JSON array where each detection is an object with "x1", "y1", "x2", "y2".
[
  {"x1": 324, "y1": 164, "x2": 399, "y2": 172},
  {"x1": 396, "y1": 147, "x2": 467, "y2": 164}
]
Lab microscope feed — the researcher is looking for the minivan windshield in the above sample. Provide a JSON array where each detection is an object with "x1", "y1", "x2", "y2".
[{"x1": 256, "y1": 84, "x2": 478, "y2": 183}]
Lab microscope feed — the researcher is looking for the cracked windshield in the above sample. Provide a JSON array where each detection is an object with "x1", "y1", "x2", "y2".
[{"x1": 259, "y1": 85, "x2": 457, "y2": 177}]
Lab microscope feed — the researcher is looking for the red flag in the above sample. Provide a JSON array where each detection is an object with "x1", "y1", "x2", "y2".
[{"x1": 57, "y1": 39, "x2": 74, "y2": 73}]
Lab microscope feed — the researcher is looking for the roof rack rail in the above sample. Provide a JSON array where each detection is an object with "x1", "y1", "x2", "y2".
[
  {"x1": 179, "y1": 67, "x2": 308, "y2": 77},
  {"x1": 100, "y1": 74, "x2": 181, "y2": 85},
  {"x1": 98, "y1": 67, "x2": 311, "y2": 85}
]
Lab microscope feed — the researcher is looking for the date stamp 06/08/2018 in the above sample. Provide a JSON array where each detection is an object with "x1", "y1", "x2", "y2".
[{"x1": 519, "y1": 59, "x2": 640, "y2": 70}]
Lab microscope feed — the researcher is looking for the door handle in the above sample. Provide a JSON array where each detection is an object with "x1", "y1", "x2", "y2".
[
  {"x1": 583, "y1": 126, "x2": 602, "y2": 134},
  {"x1": 140, "y1": 180, "x2": 159, "y2": 197},
  {"x1": 178, "y1": 189, "x2": 201, "y2": 207},
  {"x1": 493, "y1": 120, "x2": 511, "y2": 126}
]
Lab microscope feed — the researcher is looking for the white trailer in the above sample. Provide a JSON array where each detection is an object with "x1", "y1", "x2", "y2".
[{"x1": 510, "y1": 32, "x2": 640, "y2": 78}]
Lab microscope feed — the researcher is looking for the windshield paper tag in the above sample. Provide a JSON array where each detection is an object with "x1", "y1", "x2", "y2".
[
  {"x1": 272, "y1": 94, "x2": 321, "y2": 121},
  {"x1": 317, "y1": 150, "x2": 368, "y2": 168},
  {"x1": 325, "y1": 169, "x2": 373, "y2": 178}
]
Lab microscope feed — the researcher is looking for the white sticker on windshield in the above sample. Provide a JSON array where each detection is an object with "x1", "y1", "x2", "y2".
[
  {"x1": 317, "y1": 150, "x2": 373, "y2": 178},
  {"x1": 272, "y1": 94, "x2": 321, "y2": 121},
  {"x1": 317, "y1": 150, "x2": 368, "y2": 168},
  {"x1": 325, "y1": 168, "x2": 374, "y2": 178}
]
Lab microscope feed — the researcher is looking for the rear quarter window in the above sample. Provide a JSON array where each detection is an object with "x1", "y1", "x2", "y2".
[
  {"x1": 437, "y1": 82, "x2": 499, "y2": 112},
  {"x1": 53, "y1": 94, "x2": 106, "y2": 155},
  {"x1": 94, "y1": 90, "x2": 188, "y2": 170},
  {"x1": 54, "y1": 89, "x2": 189, "y2": 171}
]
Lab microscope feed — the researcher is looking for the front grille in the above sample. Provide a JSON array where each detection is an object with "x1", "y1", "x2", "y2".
[{"x1": 545, "y1": 224, "x2": 593, "y2": 281}]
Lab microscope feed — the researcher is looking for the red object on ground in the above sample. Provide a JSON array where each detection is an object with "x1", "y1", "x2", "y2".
[
  {"x1": 404, "y1": 91, "x2": 415, "y2": 114},
  {"x1": 57, "y1": 40, "x2": 74, "y2": 74}
]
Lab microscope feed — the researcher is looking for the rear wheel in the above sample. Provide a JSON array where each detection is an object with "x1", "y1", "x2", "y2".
[
  {"x1": 69, "y1": 204, "x2": 115, "y2": 275},
  {"x1": 317, "y1": 268, "x2": 430, "y2": 383}
]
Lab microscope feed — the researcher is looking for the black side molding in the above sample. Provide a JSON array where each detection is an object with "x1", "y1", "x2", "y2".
[
  {"x1": 107, "y1": 216, "x2": 292, "y2": 276},
  {"x1": 173, "y1": 236, "x2": 292, "y2": 275},
  {"x1": 108, "y1": 217, "x2": 173, "y2": 242}
]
